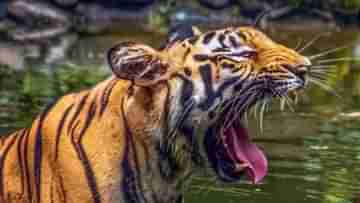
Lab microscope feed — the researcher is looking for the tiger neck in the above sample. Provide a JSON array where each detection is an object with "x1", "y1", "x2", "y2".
[{"x1": 119, "y1": 78, "x2": 199, "y2": 201}]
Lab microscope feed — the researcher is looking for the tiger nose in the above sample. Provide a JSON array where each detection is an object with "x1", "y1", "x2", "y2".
[{"x1": 294, "y1": 65, "x2": 307, "y2": 82}]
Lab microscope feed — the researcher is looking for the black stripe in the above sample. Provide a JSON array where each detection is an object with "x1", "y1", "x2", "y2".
[
  {"x1": 178, "y1": 125, "x2": 202, "y2": 164},
  {"x1": 78, "y1": 98, "x2": 97, "y2": 138},
  {"x1": 187, "y1": 36, "x2": 199, "y2": 45},
  {"x1": 23, "y1": 129, "x2": 32, "y2": 200},
  {"x1": 199, "y1": 64, "x2": 241, "y2": 110},
  {"x1": 236, "y1": 32, "x2": 247, "y2": 41},
  {"x1": 182, "y1": 48, "x2": 191, "y2": 62},
  {"x1": 121, "y1": 98, "x2": 144, "y2": 203},
  {"x1": 222, "y1": 62, "x2": 235, "y2": 69},
  {"x1": 128, "y1": 123, "x2": 148, "y2": 203},
  {"x1": 55, "y1": 104, "x2": 74, "y2": 161},
  {"x1": 71, "y1": 141, "x2": 101, "y2": 203},
  {"x1": 0, "y1": 134, "x2": 9, "y2": 144},
  {"x1": 203, "y1": 32, "x2": 216, "y2": 44},
  {"x1": 100, "y1": 80, "x2": 117, "y2": 117},
  {"x1": 69, "y1": 121, "x2": 79, "y2": 140},
  {"x1": 50, "y1": 176, "x2": 55, "y2": 203},
  {"x1": 229, "y1": 35, "x2": 239, "y2": 48},
  {"x1": 34, "y1": 100, "x2": 56, "y2": 203},
  {"x1": 0, "y1": 134, "x2": 18, "y2": 198},
  {"x1": 217, "y1": 77, "x2": 240, "y2": 95},
  {"x1": 213, "y1": 47, "x2": 229, "y2": 52},
  {"x1": 67, "y1": 94, "x2": 90, "y2": 134},
  {"x1": 180, "y1": 77, "x2": 194, "y2": 106},
  {"x1": 17, "y1": 129, "x2": 27, "y2": 195},
  {"x1": 71, "y1": 98, "x2": 101, "y2": 203},
  {"x1": 233, "y1": 67, "x2": 254, "y2": 91},
  {"x1": 235, "y1": 80, "x2": 263, "y2": 94},
  {"x1": 199, "y1": 64, "x2": 216, "y2": 110},
  {"x1": 193, "y1": 54, "x2": 209, "y2": 62},
  {"x1": 218, "y1": 34, "x2": 227, "y2": 48},
  {"x1": 58, "y1": 174, "x2": 67, "y2": 203}
]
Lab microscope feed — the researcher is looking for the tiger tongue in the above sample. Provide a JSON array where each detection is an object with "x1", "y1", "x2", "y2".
[{"x1": 227, "y1": 123, "x2": 268, "y2": 184}]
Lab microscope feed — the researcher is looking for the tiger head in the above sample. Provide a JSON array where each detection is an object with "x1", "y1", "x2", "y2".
[{"x1": 107, "y1": 26, "x2": 311, "y2": 184}]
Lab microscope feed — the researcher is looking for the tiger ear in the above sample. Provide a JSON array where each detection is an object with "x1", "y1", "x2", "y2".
[{"x1": 107, "y1": 42, "x2": 169, "y2": 86}]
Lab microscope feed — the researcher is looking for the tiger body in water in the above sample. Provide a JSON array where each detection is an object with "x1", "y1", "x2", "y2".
[{"x1": 0, "y1": 26, "x2": 311, "y2": 202}]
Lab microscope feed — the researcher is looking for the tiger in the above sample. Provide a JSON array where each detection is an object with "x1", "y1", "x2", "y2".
[{"x1": 0, "y1": 25, "x2": 311, "y2": 203}]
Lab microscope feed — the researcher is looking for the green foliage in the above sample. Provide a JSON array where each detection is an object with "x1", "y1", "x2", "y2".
[
  {"x1": 0, "y1": 64, "x2": 108, "y2": 128},
  {"x1": 288, "y1": 0, "x2": 305, "y2": 7},
  {"x1": 342, "y1": 0, "x2": 360, "y2": 9},
  {"x1": 53, "y1": 63, "x2": 108, "y2": 93}
]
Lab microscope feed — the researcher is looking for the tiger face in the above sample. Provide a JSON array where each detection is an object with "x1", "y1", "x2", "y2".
[{"x1": 108, "y1": 26, "x2": 311, "y2": 184}]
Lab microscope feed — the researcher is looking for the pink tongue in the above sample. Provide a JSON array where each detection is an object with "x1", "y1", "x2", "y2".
[{"x1": 227, "y1": 125, "x2": 268, "y2": 184}]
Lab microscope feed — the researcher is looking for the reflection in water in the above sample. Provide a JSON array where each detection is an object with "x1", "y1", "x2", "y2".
[{"x1": 1, "y1": 27, "x2": 360, "y2": 203}]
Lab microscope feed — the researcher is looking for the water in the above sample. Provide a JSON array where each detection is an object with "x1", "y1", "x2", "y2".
[{"x1": 1, "y1": 25, "x2": 360, "y2": 203}]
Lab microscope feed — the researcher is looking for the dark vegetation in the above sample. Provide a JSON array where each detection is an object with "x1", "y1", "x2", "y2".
[
  {"x1": 0, "y1": 0, "x2": 360, "y2": 42},
  {"x1": 0, "y1": 64, "x2": 107, "y2": 128}
]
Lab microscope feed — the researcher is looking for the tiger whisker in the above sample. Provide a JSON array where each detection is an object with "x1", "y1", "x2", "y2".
[
  {"x1": 294, "y1": 37, "x2": 304, "y2": 51},
  {"x1": 253, "y1": 102, "x2": 260, "y2": 119},
  {"x1": 310, "y1": 72, "x2": 337, "y2": 78},
  {"x1": 310, "y1": 69, "x2": 337, "y2": 73},
  {"x1": 294, "y1": 92, "x2": 299, "y2": 105},
  {"x1": 310, "y1": 68, "x2": 337, "y2": 74},
  {"x1": 316, "y1": 57, "x2": 360, "y2": 64},
  {"x1": 310, "y1": 65, "x2": 337, "y2": 69},
  {"x1": 298, "y1": 32, "x2": 330, "y2": 53},
  {"x1": 280, "y1": 97, "x2": 286, "y2": 111},
  {"x1": 243, "y1": 110, "x2": 249, "y2": 127},
  {"x1": 309, "y1": 73, "x2": 331, "y2": 81},
  {"x1": 310, "y1": 74, "x2": 337, "y2": 80},
  {"x1": 282, "y1": 98, "x2": 294, "y2": 112},
  {"x1": 308, "y1": 44, "x2": 353, "y2": 60},
  {"x1": 310, "y1": 69, "x2": 336, "y2": 74},
  {"x1": 278, "y1": 91, "x2": 295, "y2": 112},
  {"x1": 310, "y1": 74, "x2": 338, "y2": 82},
  {"x1": 271, "y1": 88, "x2": 293, "y2": 112},
  {"x1": 307, "y1": 77, "x2": 340, "y2": 98}
]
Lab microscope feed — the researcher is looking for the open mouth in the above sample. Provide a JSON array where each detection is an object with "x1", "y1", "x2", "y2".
[{"x1": 204, "y1": 111, "x2": 268, "y2": 184}]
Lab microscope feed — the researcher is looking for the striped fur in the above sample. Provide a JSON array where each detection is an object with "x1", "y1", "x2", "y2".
[{"x1": 0, "y1": 26, "x2": 310, "y2": 203}]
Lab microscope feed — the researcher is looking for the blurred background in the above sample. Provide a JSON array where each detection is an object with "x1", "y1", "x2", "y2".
[{"x1": 1, "y1": 0, "x2": 360, "y2": 202}]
